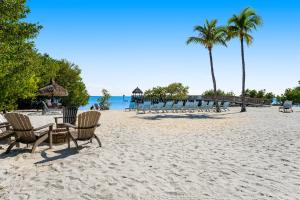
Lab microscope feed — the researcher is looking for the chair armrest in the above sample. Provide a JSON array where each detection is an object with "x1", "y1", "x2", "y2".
[
  {"x1": 0, "y1": 122, "x2": 10, "y2": 129},
  {"x1": 65, "y1": 123, "x2": 100, "y2": 130},
  {"x1": 33, "y1": 123, "x2": 54, "y2": 131},
  {"x1": 64, "y1": 123, "x2": 77, "y2": 129},
  {"x1": 54, "y1": 116, "x2": 63, "y2": 124}
]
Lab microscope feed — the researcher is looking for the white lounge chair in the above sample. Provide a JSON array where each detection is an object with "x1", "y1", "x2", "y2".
[{"x1": 279, "y1": 101, "x2": 293, "y2": 113}]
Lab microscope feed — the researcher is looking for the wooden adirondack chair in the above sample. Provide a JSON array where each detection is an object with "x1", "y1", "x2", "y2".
[
  {"x1": 4, "y1": 113, "x2": 53, "y2": 153},
  {"x1": 0, "y1": 122, "x2": 13, "y2": 142},
  {"x1": 54, "y1": 107, "x2": 78, "y2": 129},
  {"x1": 65, "y1": 111, "x2": 101, "y2": 149}
]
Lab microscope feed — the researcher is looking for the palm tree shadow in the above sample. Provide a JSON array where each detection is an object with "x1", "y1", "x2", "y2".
[{"x1": 135, "y1": 113, "x2": 225, "y2": 120}]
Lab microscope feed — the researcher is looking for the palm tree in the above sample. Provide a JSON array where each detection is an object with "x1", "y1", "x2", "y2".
[
  {"x1": 187, "y1": 19, "x2": 227, "y2": 112},
  {"x1": 228, "y1": 7, "x2": 262, "y2": 112}
]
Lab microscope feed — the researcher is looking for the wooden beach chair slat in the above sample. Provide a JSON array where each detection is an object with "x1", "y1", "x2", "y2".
[
  {"x1": 55, "y1": 107, "x2": 78, "y2": 128},
  {"x1": 4, "y1": 113, "x2": 53, "y2": 154},
  {"x1": 66, "y1": 110, "x2": 101, "y2": 149}
]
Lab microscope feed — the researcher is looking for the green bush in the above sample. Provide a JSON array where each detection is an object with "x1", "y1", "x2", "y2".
[
  {"x1": 0, "y1": 0, "x2": 89, "y2": 111},
  {"x1": 144, "y1": 83, "x2": 189, "y2": 100},
  {"x1": 279, "y1": 81, "x2": 300, "y2": 104},
  {"x1": 244, "y1": 89, "x2": 274, "y2": 100},
  {"x1": 98, "y1": 89, "x2": 111, "y2": 110},
  {"x1": 202, "y1": 89, "x2": 235, "y2": 97},
  {"x1": 0, "y1": 0, "x2": 42, "y2": 111}
]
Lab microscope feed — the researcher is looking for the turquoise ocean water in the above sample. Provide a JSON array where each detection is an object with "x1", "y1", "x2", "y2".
[
  {"x1": 80, "y1": 96, "x2": 131, "y2": 110},
  {"x1": 80, "y1": 96, "x2": 279, "y2": 110}
]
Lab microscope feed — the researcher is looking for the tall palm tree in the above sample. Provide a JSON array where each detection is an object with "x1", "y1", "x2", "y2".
[
  {"x1": 187, "y1": 19, "x2": 227, "y2": 112},
  {"x1": 228, "y1": 7, "x2": 262, "y2": 112}
]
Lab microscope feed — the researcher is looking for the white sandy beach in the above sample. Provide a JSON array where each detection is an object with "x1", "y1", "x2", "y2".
[{"x1": 0, "y1": 107, "x2": 300, "y2": 200}]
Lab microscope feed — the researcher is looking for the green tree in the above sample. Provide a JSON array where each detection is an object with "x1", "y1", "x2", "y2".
[
  {"x1": 264, "y1": 92, "x2": 275, "y2": 100},
  {"x1": 55, "y1": 60, "x2": 89, "y2": 107},
  {"x1": 244, "y1": 89, "x2": 274, "y2": 100},
  {"x1": 98, "y1": 89, "x2": 111, "y2": 110},
  {"x1": 202, "y1": 89, "x2": 234, "y2": 97},
  {"x1": 144, "y1": 86, "x2": 166, "y2": 100},
  {"x1": 245, "y1": 89, "x2": 257, "y2": 98},
  {"x1": 228, "y1": 7, "x2": 262, "y2": 112},
  {"x1": 256, "y1": 89, "x2": 266, "y2": 98},
  {"x1": 0, "y1": 0, "x2": 42, "y2": 111},
  {"x1": 144, "y1": 83, "x2": 189, "y2": 101},
  {"x1": 165, "y1": 83, "x2": 189, "y2": 100},
  {"x1": 279, "y1": 81, "x2": 300, "y2": 104},
  {"x1": 0, "y1": 1, "x2": 89, "y2": 111},
  {"x1": 34, "y1": 53, "x2": 60, "y2": 88},
  {"x1": 187, "y1": 19, "x2": 227, "y2": 112}
]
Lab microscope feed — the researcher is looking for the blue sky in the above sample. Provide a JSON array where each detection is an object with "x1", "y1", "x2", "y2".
[{"x1": 27, "y1": 0, "x2": 300, "y2": 95}]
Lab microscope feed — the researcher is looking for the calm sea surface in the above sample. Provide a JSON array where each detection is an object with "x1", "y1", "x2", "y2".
[
  {"x1": 80, "y1": 96, "x2": 131, "y2": 110},
  {"x1": 80, "y1": 96, "x2": 280, "y2": 110}
]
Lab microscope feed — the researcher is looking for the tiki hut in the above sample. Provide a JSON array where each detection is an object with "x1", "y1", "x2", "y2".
[{"x1": 38, "y1": 80, "x2": 68, "y2": 97}]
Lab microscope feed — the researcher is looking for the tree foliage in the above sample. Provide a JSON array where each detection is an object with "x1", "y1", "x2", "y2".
[
  {"x1": 0, "y1": 0, "x2": 42, "y2": 110},
  {"x1": 244, "y1": 89, "x2": 274, "y2": 100},
  {"x1": 0, "y1": 0, "x2": 89, "y2": 110},
  {"x1": 227, "y1": 7, "x2": 262, "y2": 112},
  {"x1": 187, "y1": 19, "x2": 227, "y2": 112},
  {"x1": 227, "y1": 7, "x2": 262, "y2": 45},
  {"x1": 278, "y1": 81, "x2": 300, "y2": 104},
  {"x1": 55, "y1": 60, "x2": 89, "y2": 107},
  {"x1": 144, "y1": 83, "x2": 189, "y2": 100},
  {"x1": 144, "y1": 86, "x2": 166, "y2": 100},
  {"x1": 187, "y1": 19, "x2": 227, "y2": 49},
  {"x1": 98, "y1": 89, "x2": 111, "y2": 110},
  {"x1": 202, "y1": 89, "x2": 234, "y2": 97}
]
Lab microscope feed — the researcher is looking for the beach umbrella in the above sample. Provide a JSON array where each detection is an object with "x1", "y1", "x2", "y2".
[{"x1": 38, "y1": 80, "x2": 68, "y2": 97}]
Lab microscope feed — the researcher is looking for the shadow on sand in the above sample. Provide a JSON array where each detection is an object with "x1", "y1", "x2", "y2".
[
  {"x1": 135, "y1": 113, "x2": 221, "y2": 120},
  {"x1": 34, "y1": 148, "x2": 80, "y2": 164},
  {"x1": 134, "y1": 111, "x2": 242, "y2": 121},
  {"x1": 0, "y1": 148, "x2": 31, "y2": 159},
  {"x1": 35, "y1": 141, "x2": 97, "y2": 164}
]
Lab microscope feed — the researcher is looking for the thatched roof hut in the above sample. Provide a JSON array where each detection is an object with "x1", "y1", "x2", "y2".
[{"x1": 38, "y1": 80, "x2": 68, "y2": 97}]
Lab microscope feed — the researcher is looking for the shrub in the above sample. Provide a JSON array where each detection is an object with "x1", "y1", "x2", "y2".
[
  {"x1": 202, "y1": 89, "x2": 235, "y2": 97},
  {"x1": 98, "y1": 89, "x2": 111, "y2": 110},
  {"x1": 144, "y1": 83, "x2": 189, "y2": 100}
]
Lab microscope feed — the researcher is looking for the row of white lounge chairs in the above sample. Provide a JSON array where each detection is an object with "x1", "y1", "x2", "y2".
[{"x1": 126, "y1": 100, "x2": 230, "y2": 113}]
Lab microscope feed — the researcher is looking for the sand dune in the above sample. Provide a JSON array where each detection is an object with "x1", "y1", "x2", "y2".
[{"x1": 1, "y1": 107, "x2": 300, "y2": 199}]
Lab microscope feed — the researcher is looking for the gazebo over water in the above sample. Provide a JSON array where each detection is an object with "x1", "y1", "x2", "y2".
[
  {"x1": 131, "y1": 87, "x2": 143, "y2": 103},
  {"x1": 132, "y1": 87, "x2": 143, "y2": 96}
]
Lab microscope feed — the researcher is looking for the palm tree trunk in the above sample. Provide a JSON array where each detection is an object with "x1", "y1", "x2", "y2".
[
  {"x1": 208, "y1": 48, "x2": 220, "y2": 112},
  {"x1": 240, "y1": 37, "x2": 246, "y2": 112}
]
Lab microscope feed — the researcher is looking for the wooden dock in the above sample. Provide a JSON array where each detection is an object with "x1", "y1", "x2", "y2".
[{"x1": 202, "y1": 96, "x2": 272, "y2": 106}]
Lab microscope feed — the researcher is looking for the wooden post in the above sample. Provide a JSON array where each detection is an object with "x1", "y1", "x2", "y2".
[{"x1": 49, "y1": 125, "x2": 53, "y2": 149}]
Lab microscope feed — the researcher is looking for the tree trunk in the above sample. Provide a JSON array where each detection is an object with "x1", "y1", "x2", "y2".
[
  {"x1": 240, "y1": 37, "x2": 246, "y2": 112},
  {"x1": 208, "y1": 48, "x2": 220, "y2": 112}
]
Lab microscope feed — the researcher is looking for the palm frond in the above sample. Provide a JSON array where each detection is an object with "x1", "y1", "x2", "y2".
[
  {"x1": 186, "y1": 37, "x2": 205, "y2": 46},
  {"x1": 227, "y1": 7, "x2": 262, "y2": 44},
  {"x1": 244, "y1": 33, "x2": 253, "y2": 45},
  {"x1": 187, "y1": 19, "x2": 227, "y2": 49}
]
